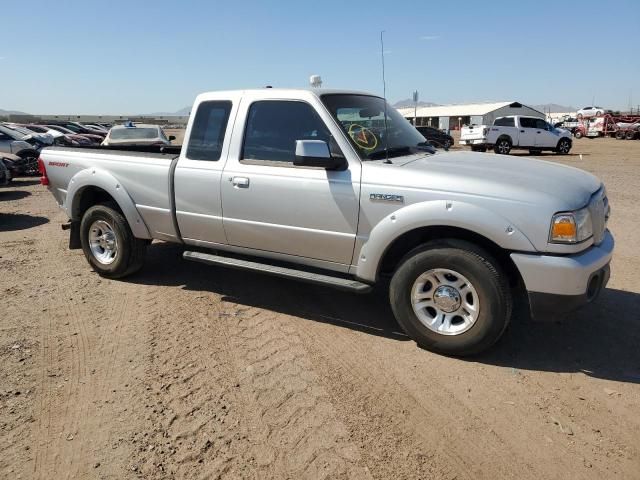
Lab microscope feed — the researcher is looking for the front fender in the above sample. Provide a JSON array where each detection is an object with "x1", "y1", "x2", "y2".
[
  {"x1": 66, "y1": 167, "x2": 151, "y2": 239},
  {"x1": 355, "y1": 200, "x2": 536, "y2": 282}
]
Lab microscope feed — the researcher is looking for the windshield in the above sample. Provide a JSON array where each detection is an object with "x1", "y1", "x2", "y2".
[
  {"x1": 321, "y1": 94, "x2": 433, "y2": 160},
  {"x1": 110, "y1": 127, "x2": 159, "y2": 140}
]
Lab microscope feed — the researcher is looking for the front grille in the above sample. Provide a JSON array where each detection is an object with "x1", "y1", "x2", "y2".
[{"x1": 588, "y1": 189, "x2": 607, "y2": 245}]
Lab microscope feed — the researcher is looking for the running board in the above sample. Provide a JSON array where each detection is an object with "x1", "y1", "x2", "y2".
[{"x1": 183, "y1": 251, "x2": 372, "y2": 293}]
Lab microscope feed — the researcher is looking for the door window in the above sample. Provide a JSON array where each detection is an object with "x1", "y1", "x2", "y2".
[
  {"x1": 186, "y1": 100, "x2": 232, "y2": 161},
  {"x1": 242, "y1": 100, "x2": 332, "y2": 164},
  {"x1": 519, "y1": 117, "x2": 537, "y2": 128},
  {"x1": 535, "y1": 119, "x2": 550, "y2": 130}
]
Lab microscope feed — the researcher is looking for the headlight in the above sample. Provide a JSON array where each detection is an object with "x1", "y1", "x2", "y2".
[{"x1": 549, "y1": 207, "x2": 593, "y2": 243}]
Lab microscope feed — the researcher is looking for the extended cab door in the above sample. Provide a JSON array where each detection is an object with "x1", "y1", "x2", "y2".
[
  {"x1": 220, "y1": 92, "x2": 361, "y2": 268},
  {"x1": 173, "y1": 93, "x2": 240, "y2": 244},
  {"x1": 534, "y1": 118, "x2": 558, "y2": 148}
]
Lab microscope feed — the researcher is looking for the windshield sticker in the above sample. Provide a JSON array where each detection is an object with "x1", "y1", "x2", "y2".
[{"x1": 348, "y1": 124, "x2": 378, "y2": 150}]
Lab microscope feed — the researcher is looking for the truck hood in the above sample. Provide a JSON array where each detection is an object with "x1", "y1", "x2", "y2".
[{"x1": 394, "y1": 150, "x2": 601, "y2": 210}]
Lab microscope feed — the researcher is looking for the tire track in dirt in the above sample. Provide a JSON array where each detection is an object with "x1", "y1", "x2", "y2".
[
  {"x1": 224, "y1": 304, "x2": 372, "y2": 479},
  {"x1": 30, "y1": 229, "x2": 149, "y2": 479},
  {"x1": 127, "y1": 261, "x2": 371, "y2": 479}
]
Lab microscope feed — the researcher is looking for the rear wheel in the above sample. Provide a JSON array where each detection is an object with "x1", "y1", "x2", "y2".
[
  {"x1": 443, "y1": 139, "x2": 452, "y2": 149},
  {"x1": 626, "y1": 130, "x2": 637, "y2": 140},
  {"x1": 493, "y1": 138, "x2": 512, "y2": 155},
  {"x1": 389, "y1": 240, "x2": 512, "y2": 356},
  {"x1": 80, "y1": 203, "x2": 146, "y2": 279},
  {"x1": 555, "y1": 138, "x2": 572, "y2": 155},
  {"x1": 574, "y1": 130, "x2": 584, "y2": 139}
]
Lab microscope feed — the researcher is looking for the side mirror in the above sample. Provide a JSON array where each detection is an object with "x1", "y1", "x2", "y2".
[
  {"x1": 294, "y1": 140, "x2": 346, "y2": 170},
  {"x1": 169, "y1": 135, "x2": 176, "y2": 141}
]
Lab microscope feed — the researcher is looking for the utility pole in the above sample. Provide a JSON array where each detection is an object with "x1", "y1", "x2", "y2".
[{"x1": 412, "y1": 90, "x2": 419, "y2": 125}]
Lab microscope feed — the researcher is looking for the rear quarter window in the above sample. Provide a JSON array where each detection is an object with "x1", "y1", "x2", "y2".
[
  {"x1": 186, "y1": 101, "x2": 232, "y2": 161},
  {"x1": 494, "y1": 117, "x2": 515, "y2": 127}
]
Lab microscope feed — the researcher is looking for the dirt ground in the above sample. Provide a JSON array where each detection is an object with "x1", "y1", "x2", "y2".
[{"x1": 1, "y1": 136, "x2": 639, "y2": 479}]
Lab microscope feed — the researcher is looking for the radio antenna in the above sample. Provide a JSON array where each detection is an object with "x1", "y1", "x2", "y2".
[{"x1": 380, "y1": 30, "x2": 391, "y2": 163}]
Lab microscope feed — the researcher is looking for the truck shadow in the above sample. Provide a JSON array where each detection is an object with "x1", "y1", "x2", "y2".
[
  {"x1": 0, "y1": 190, "x2": 31, "y2": 202},
  {"x1": 0, "y1": 213, "x2": 49, "y2": 232},
  {"x1": 478, "y1": 288, "x2": 640, "y2": 384},
  {"x1": 130, "y1": 242, "x2": 640, "y2": 384}
]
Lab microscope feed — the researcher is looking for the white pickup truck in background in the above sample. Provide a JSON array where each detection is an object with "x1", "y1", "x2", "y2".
[
  {"x1": 459, "y1": 124, "x2": 489, "y2": 152},
  {"x1": 460, "y1": 115, "x2": 573, "y2": 155}
]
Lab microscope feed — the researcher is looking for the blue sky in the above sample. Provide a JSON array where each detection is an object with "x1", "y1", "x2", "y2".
[{"x1": 2, "y1": 0, "x2": 639, "y2": 114}]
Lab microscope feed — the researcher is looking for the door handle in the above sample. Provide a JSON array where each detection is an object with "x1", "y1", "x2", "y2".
[
  {"x1": 231, "y1": 176, "x2": 250, "y2": 188},
  {"x1": 536, "y1": 131, "x2": 541, "y2": 134},
  {"x1": 520, "y1": 130, "x2": 525, "y2": 133}
]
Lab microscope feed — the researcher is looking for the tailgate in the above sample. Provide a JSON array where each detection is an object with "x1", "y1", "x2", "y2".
[{"x1": 460, "y1": 125, "x2": 487, "y2": 143}]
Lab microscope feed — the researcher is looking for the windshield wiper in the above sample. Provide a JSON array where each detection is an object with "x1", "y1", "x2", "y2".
[{"x1": 367, "y1": 146, "x2": 412, "y2": 160}]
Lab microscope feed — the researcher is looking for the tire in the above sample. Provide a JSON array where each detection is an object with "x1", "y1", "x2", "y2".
[
  {"x1": 493, "y1": 138, "x2": 512, "y2": 155},
  {"x1": 626, "y1": 131, "x2": 637, "y2": 140},
  {"x1": 555, "y1": 138, "x2": 572, "y2": 155},
  {"x1": 574, "y1": 130, "x2": 584, "y2": 139},
  {"x1": 616, "y1": 131, "x2": 626, "y2": 140},
  {"x1": 80, "y1": 203, "x2": 146, "y2": 279},
  {"x1": 389, "y1": 240, "x2": 512, "y2": 356},
  {"x1": 443, "y1": 139, "x2": 452, "y2": 149}
]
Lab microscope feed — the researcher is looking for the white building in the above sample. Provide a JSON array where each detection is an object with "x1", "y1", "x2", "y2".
[{"x1": 397, "y1": 101, "x2": 545, "y2": 131}]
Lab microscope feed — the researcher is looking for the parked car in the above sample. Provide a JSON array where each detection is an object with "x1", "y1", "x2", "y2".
[
  {"x1": 102, "y1": 123, "x2": 174, "y2": 146},
  {"x1": 23, "y1": 124, "x2": 89, "y2": 146},
  {"x1": 1, "y1": 152, "x2": 31, "y2": 179},
  {"x1": 39, "y1": 88, "x2": 613, "y2": 357},
  {"x1": 576, "y1": 106, "x2": 605, "y2": 119},
  {"x1": 42, "y1": 122, "x2": 106, "y2": 140},
  {"x1": 44, "y1": 125, "x2": 103, "y2": 145},
  {"x1": 0, "y1": 155, "x2": 11, "y2": 187},
  {"x1": 415, "y1": 126, "x2": 453, "y2": 149},
  {"x1": 3, "y1": 123, "x2": 54, "y2": 146},
  {"x1": 82, "y1": 124, "x2": 109, "y2": 133},
  {"x1": 0, "y1": 125, "x2": 40, "y2": 175}
]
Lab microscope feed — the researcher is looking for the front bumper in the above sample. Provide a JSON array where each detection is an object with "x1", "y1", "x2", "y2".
[{"x1": 511, "y1": 230, "x2": 614, "y2": 320}]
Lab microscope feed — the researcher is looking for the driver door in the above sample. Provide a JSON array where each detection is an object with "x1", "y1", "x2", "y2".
[
  {"x1": 220, "y1": 97, "x2": 361, "y2": 267},
  {"x1": 534, "y1": 118, "x2": 557, "y2": 147}
]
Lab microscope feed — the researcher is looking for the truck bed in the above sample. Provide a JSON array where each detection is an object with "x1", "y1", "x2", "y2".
[
  {"x1": 46, "y1": 144, "x2": 182, "y2": 158},
  {"x1": 41, "y1": 144, "x2": 181, "y2": 242}
]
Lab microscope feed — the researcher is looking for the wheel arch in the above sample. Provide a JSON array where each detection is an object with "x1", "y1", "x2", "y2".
[
  {"x1": 354, "y1": 200, "x2": 534, "y2": 284},
  {"x1": 67, "y1": 168, "x2": 151, "y2": 239}
]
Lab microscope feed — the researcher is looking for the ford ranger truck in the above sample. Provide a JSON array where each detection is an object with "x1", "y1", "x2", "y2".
[{"x1": 39, "y1": 89, "x2": 613, "y2": 356}]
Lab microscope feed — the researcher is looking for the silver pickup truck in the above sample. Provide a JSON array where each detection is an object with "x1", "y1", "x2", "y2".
[{"x1": 39, "y1": 88, "x2": 614, "y2": 356}]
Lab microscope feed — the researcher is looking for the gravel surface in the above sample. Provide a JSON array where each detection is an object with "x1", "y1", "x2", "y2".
[{"x1": 1, "y1": 137, "x2": 639, "y2": 479}]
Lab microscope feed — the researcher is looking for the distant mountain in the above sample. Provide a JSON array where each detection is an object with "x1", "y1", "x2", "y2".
[
  {"x1": 393, "y1": 99, "x2": 439, "y2": 109},
  {"x1": 532, "y1": 103, "x2": 577, "y2": 113},
  {"x1": 0, "y1": 108, "x2": 30, "y2": 115},
  {"x1": 147, "y1": 106, "x2": 191, "y2": 116}
]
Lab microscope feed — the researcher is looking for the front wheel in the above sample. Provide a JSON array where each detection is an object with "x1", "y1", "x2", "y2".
[
  {"x1": 80, "y1": 203, "x2": 146, "y2": 279},
  {"x1": 389, "y1": 240, "x2": 512, "y2": 356},
  {"x1": 556, "y1": 138, "x2": 572, "y2": 154}
]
